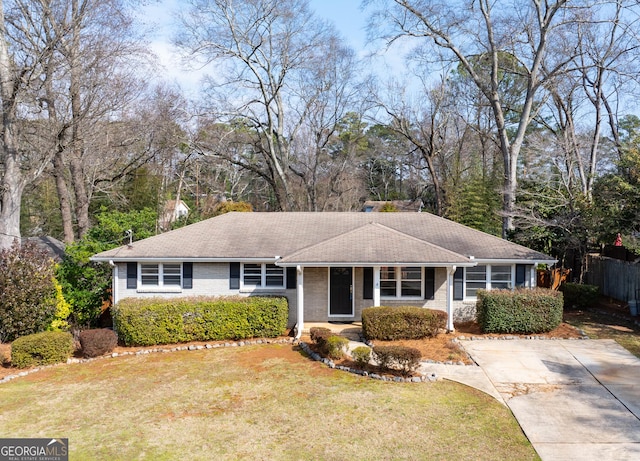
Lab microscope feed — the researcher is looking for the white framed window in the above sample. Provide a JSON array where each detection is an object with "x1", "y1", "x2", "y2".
[
  {"x1": 490, "y1": 265, "x2": 512, "y2": 290},
  {"x1": 465, "y1": 265, "x2": 487, "y2": 298},
  {"x1": 141, "y1": 264, "x2": 159, "y2": 286},
  {"x1": 380, "y1": 266, "x2": 423, "y2": 298},
  {"x1": 464, "y1": 265, "x2": 514, "y2": 298},
  {"x1": 139, "y1": 263, "x2": 182, "y2": 288},
  {"x1": 242, "y1": 263, "x2": 285, "y2": 289}
]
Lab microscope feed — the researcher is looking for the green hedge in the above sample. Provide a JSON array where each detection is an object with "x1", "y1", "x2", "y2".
[
  {"x1": 476, "y1": 289, "x2": 563, "y2": 334},
  {"x1": 111, "y1": 296, "x2": 288, "y2": 346},
  {"x1": 362, "y1": 306, "x2": 447, "y2": 340},
  {"x1": 560, "y1": 283, "x2": 599, "y2": 310},
  {"x1": 11, "y1": 331, "x2": 75, "y2": 369}
]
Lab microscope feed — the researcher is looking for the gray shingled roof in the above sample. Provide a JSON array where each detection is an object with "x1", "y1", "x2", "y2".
[{"x1": 91, "y1": 212, "x2": 554, "y2": 264}]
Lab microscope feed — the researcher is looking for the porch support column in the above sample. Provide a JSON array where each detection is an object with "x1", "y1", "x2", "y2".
[
  {"x1": 446, "y1": 266, "x2": 456, "y2": 333},
  {"x1": 295, "y1": 265, "x2": 304, "y2": 339},
  {"x1": 373, "y1": 266, "x2": 381, "y2": 307},
  {"x1": 531, "y1": 264, "x2": 537, "y2": 288},
  {"x1": 109, "y1": 260, "x2": 118, "y2": 305}
]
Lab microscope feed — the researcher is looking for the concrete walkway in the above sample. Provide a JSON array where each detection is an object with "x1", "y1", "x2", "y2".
[{"x1": 462, "y1": 339, "x2": 640, "y2": 461}]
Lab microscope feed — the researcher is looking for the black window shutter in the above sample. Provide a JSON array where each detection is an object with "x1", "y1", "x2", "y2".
[
  {"x1": 229, "y1": 262, "x2": 240, "y2": 289},
  {"x1": 515, "y1": 264, "x2": 526, "y2": 287},
  {"x1": 363, "y1": 267, "x2": 373, "y2": 300},
  {"x1": 424, "y1": 267, "x2": 435, "y2": 300},
  {"x1": 183, "y1": 262, "x2": 193, "y2": 289},
  {"x1": 126, "y1": 262, "x2": 137, "y2": 289},
  {"x1": 453, "y1": 267, "x2": 464, "y2": 300},
  {"x1": 286, "y1": 267, "x2": 297, "y2": 289}
]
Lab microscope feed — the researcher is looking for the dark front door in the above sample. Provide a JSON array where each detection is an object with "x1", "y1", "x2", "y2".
[{"x1": 330, "y1": 267, "x2": 353, "y2": 316}]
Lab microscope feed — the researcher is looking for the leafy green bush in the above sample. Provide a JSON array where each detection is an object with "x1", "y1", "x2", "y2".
[
  {"x1": 111, "y1": 296, "x2": 288, "y2": 346},
  {"x1": 79, "y1": 329, "x2": 118, "y2": 357},
  {"x1": 476, "y1": 289, "x2": 563, "y2": 334},
  {"x1": 560, "y1": 283, "x2": 599, "y2": 310},
  {"x1": 372, "y1": 345, "x2": 422, "y2": 376},
  {"x1": 325, "y1": 335, "x2": 349, "y2": 359},
  {"x1": 57, "y1": 207, "x2": 158, "y2": 327},
  {"x1": 362, "y1": 306, "x2": 446, "y2": 340},
  {"x1": 11, "y1": 331, "x2": 75, "y2": 368},
  {"x1": 351, "y1": 346, "x2": 371, "y2": 366},
  {"x1": 0, "y1": 241, "x2": 57, "y2": 342}
]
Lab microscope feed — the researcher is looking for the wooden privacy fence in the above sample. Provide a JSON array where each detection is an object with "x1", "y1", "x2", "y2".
[
  {"x1": 537, "y1": 268, "x2": 571, "y2": 290},
  {"x1": 585, "y1": 254, "x2": 640, "y2": 302}
]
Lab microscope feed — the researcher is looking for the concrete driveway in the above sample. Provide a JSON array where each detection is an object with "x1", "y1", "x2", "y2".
[{"x1": 462, "y1": 339, "x2": 640, "y2": 461}]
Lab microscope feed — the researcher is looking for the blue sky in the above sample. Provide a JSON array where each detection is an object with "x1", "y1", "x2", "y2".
[{"x1": 140, "y1": 0, "x2": 406, "y2": 93}]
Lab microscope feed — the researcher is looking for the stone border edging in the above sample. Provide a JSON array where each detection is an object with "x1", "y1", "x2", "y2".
[
  {"x1": 455, "y1": 331, "x2": 590, "y2": 341},
  {"x1": 298, "y1": 341, "x2": 437, "y2": 383},
  {"x1": 0, "y1": 337, "x2": 295, "y2": 385},
  {"x1": 1, "y1": 330, "x2": 591, "y2": 385}
]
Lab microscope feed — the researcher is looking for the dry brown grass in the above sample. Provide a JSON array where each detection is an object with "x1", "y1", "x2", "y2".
[{"x1": 0, "y1": 344, "x2": 539, "y2": 460}]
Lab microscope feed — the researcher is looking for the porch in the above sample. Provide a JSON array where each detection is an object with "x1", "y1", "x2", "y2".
[{"x1": 302, "y1": 322, "x2": 363, "y2": 341}]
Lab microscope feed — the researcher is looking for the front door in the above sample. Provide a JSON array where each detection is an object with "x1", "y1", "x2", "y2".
[{"x1": 329, "y1": 267, "x2": 353, "y2": 316}]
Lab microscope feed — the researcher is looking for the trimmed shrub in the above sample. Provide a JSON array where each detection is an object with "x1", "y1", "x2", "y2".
[
  {"x1": 325, "y1": 335, "x2": 349, "y2": 359},
  {"x1": 560, "y1": 283, "x2": 599, "y2": 310},
  {"x1": 11, "y1": 331, "x2": 75, "y2": 368},
  {"x1": 476, "y1": 289, "x2": 563, "y2": 334},
  {"x1": 362, "y1": 306, "x2": 447, "y2": 340},
  {"x1": 309, "y1": 327, "x2": 332, "y2": 345},
  {"x1": 111, "y1": 296, "x2": 288, "y2": 346},
  {"x1": 351, "y1": 346, "x2": 372, "y2": 366},
  {"x1": 79, "y1": 329, "x2": 118, "y2": 357},
  {"x1": 372, "y1": 345, "x2": 422, "y2": 376}
]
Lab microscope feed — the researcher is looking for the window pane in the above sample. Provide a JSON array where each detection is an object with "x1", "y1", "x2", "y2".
[
  {"x1": 141, "y1": 264, "x2": 159, "y2": 285},
  {"x1": 163, "y1": 263, "x2": 181, "y2": 286},
  {"x1": 466, "y1": 265, "x2": 486, "y2": 281},
  {"x1": 491, "y1": 266, "x2": 512, "y2": 282},
  {"x1": 265, "y1": 264, "x2": 284, "y2": 287},
  {"x1": 380, "y1": 267, "x2": 395, "y2": 280},
  {"x1": 381, "y1": 281, "x2": 396, "y2": 297},
  {"x1": 244, "y1": 264, "x2": 262, "y2": 285},
  {"x1": 466, "y1": 282, "x2": 486, "y2": 297},
  {"x1": 492, "y1": 282, "x2": 510, "y2": 290},
  {"x1": 401, "y1": 281, "x2": 421, "y2": 297},
  {"x1": 401, "y1": 267, "x2": 421, "y2": 280}
]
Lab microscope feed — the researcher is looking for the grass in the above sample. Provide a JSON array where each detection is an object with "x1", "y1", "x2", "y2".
[
  {"x1": 0, "y1": 344, "x2": 538, "y2": 460},
  {"x1": 565, "y1": 309, "x2": 640, "y2": 358}
]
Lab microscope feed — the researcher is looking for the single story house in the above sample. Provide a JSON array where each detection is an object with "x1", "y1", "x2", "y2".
[{"x1": 91, "y1": 212, "x2": 556, "y2": 337}]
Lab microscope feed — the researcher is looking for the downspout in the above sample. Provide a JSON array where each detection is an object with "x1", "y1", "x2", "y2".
[
  {"x1": 295, "y1": 265, "x2": 304, "y2": 339},
  {"x1": 446, "y1": 266, "x2": 456, "y2": 333},
  {"x1": 109, "y1": 260, "x2": 118, "y2": 305}
]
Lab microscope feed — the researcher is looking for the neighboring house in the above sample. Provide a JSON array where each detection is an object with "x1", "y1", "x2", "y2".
[
  {"x1": 362, "y1": 200, "x2": 423, "y2": 212},
  {"x1": 91, "y1": 212, "x2": 556, "y2": 337},
  {"x1": 159, "y1": 199, "x2": 190, "y2": 230}
]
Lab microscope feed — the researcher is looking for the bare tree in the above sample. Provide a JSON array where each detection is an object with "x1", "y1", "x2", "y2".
[
  {"x1": 370, "y1": 77, "x2": 453, "y2": 215},
  {"x1": 34, "y1": 0, "x2": 156, "y2": 240},
  {"x1": 367, "y1": 0, "x2": 588, "y2": 237},
  {"x1": 177, "y1": 0, "x2": 358, "y2": 210}
]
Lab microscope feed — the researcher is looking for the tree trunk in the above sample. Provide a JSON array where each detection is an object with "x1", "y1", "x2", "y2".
[
  {"x1": 0, "y1": 0, "x2": 22, "y2": 249},
  {"x1": 69, "y1": 0, "x2": 90, "y2": 238},
  {"x1": 52, "y1": 150, "x2": 75, "y2": 243}
]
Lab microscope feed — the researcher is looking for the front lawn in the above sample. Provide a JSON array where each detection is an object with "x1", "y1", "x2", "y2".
[{"x1": 0, "y1": 344, "x2": 538, "y2": 460}]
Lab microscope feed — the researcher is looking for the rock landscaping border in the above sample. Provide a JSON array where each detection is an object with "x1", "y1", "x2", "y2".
[
  {"x1": 0, "y1": 337, "x2": 295, "y2": 385},
  {"x1": 0, "y1": 329, "x2": 591, "y2": 385}
]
